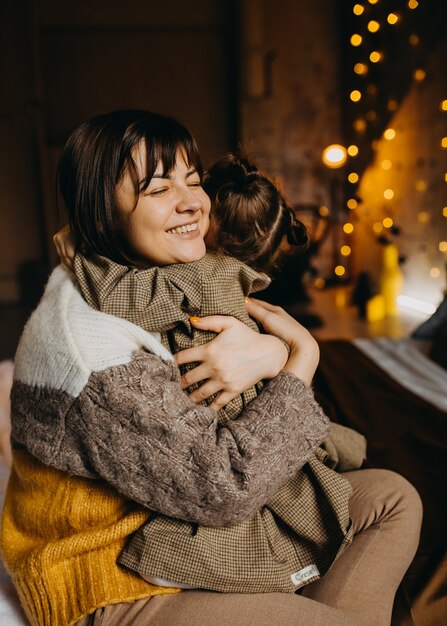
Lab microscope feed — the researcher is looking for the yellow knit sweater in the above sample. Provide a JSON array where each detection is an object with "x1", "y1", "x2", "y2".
[{"x1": 1, "y1": 449, "x2": 180, "y2": 626}]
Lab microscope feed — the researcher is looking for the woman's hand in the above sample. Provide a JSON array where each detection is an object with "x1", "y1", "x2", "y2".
[
  {"x1": 175, "y1": 315, "x2": 288, "y2": 410},
  {"x1": 245, "y1": 298, "x2": 320, "y2": 385},
  {"x1": 53, "y1": 224, "x2": 76, "y2": 270}
]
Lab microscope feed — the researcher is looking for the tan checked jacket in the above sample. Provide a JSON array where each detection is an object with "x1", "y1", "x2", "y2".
[{"x1": 73, "y1": 252, "x2": 354, "y2": 593}]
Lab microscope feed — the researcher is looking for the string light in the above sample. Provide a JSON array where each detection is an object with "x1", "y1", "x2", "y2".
[
  {"x1": 322, "y1": 145, "x2": 347, "y2": 168},
  {"x1": 341, "y1": 246, "x2": 352, "y2": 256},
  {"x1": 350, "y1": 90, "x2": 362, "y2": 102},
  {"x1": 439, "y1": 241, "x2": 447, "y2": 252},
  {"x1": 384, "y1": 128, "x2": 396, "y2": 140},
  {"x1": 408, "y1": 0, "x2": 419, "y2": 9},
  {"x1": 369, "y1": 51, "x2": 383, "y2": 63},
  {"x1": 348, "y1": 145, "x2": 359, "y2": 156},
  {"x1": 383, "y1": 189, "x2": 394, "y2": 200},
  {"x1": 353, "y1": 4, "x2": 365, "y2": 16},
  {"x1": 441, "y1": 100, "x2": 447, "y2": 111},
  {"x1": 314, "y1": 278, "x2": 325, "y2": 289},
  {"x1": 443, "y1": 208, "x2": 447, "y2": 217},
  {"x1": 354, "y1": 118, "x2": 367, "y2": 132},
  {"x1": 418, "y1": 211, "x2": 429, "y2": 223},
  {"x1": 368, "y1": 20, "x2": 380, "y2": 33},
  {"x1": 343, "y1": 223, "x2": 354, "y2": 234},
  {"x1": 414, "y1": 69, "x2": 426, "y2": 81},
  {"x1": 351, "y1": 34, "x2": 363, "y2": 47},
  {"x1": 387, "y1": 13, "x2": 399, "y2": 25},
  {"x1": 387, "y1": 99, "x2": 398, "y2": 111},
  {"x1": 441, "y1": 137, "x2": 447, "y2": 148},
  {"x1": 368, "y1": 0, "x2": 379, "y2": 4},
  {"x1": 373, "y1": 222, "x2": 383, "y2": 233},
  {"x1": 348, "y1": 173, "x2": 359, "y2": 184},
  {"x1": 381, "y1": 159, "x2": 392, "y2": 170},
  {"x1": 430, "y1": 267, "x2": 441, "y2": 278},
  {"x1": 319, "y1": 205, "x2": 330, "y2": 217},
  {"x1": 347, "y1": 198, "x2": 358, "y2": 209},
  {"x1": 354, "y1": 63, "x2": 368, "y2": 75},
  {"x1": 415, "y1": 180, "x2": 427, "y2": 192},
  {"x1": 383, "y1": 217, "x2": 394, "y2": 228},
  {"x1": 335, "y1": 265, "x2": 346, "y2": 276}
]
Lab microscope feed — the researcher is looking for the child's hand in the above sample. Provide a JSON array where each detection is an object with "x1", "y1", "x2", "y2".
[{"x1": 53, "y1": 225, "x2": 76, "y2": 270}]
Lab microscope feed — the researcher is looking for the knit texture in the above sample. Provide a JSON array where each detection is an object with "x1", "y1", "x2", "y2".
[{"x1": 74, "y1": 251, "x2": 271, "y2": 422}]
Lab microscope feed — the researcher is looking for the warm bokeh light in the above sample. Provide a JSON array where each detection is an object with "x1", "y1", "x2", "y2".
[
  {"x1": 343, "y1": 223, "x2": 354, "y2": 234},
  {"x1": 387, "y1": 99, "x2": 398, "y2": 111},
  {"x1": 350, "y1": 90, "x2": 362, "y2": 102},
  {"x1": 415, "y1": 180, "x2": 427, "y2": 192},
  {"x1": 335, "y1": 265, "x2": 346, "y2": 277},
  {"x1": 368, "y1": 20, "x2": 380, "y2": 33},
  {"x1": 369, "y1": 51, "x2": 383, "y2": 63},
  {"x1": 347, "y1": 198, "x2": 358, "y2": 210},
  {"x1": 383, "y1": 217, "x2": 394, "y2": 228},
  {"x1": 341, "y1": 246, "x2": 352, "y2": 256},
  {"x1": 314, "y1": 278, "x2": 325, "y2": 289},
  {"x1": 441, "y1": 137, "x2": 447, "y2": 148},
  {"x1": 384, "y1": 128, "x2": 396, "y2": 140},
  {"x1": 353, "y1": 4, "x2": 365, "y2": 15},
  {"x1": 354, "y1": 118, "x2": 367, "y2": 132},
  {"x1": 414, "y1": 69, "x2": 426, "y2": 82},
  {"x1": 348, "y1": 144, "x2": 359, "y2": 156},
  {"x1": 439, "y1": 241, "x2": 447, "y2": 252},
  {"x1": 368, "y1": 0, "x2": 379, "y2": 4},
  {"x1": 321, "y1": 145, "x2": 347, "y2": 168},
  {"x1": 319, "y1": 205, "x2": 330, "y2": 217},
  {"x1": 443, "y1": 207, "x2": 447, "y2": 217},
  {"x1": 348, "y1": 173, "x2": 359, "y2": 184},
  {"x1": 418, "y1": 211, "x2": 429, "y2": 223},
  {"x1": 373, "y1": 222, "x2": 383, "y2": 233},
  {"x1": 351, "y1": 34, "x2": 363, "y2": 47},
  {"x1": 430, "y1": 267, "x2": 440, "y2": 278},
  {"x1": 383, "y1": 189, "x2": 394, "y2": 200},
  {"x1": 354, "y1": 63, "x2": 368, "y2": 75},
  {"x1": 409, "y1": 34, "x2": 420, "y2": 46},
  {"x1": 408, "y1": 0, "x2": 419, "y2": 9},
  {"x1": 441, "y1": 100, "x2": 447, "y2": 111},
  {"x1": 381, "y1": 159, "x2": 392, "y2": 170},
  {"x1": 366, "y1": 110, "x2": 377, "y2": 121},
  {"x1": 387, "y1": 13, "x2": 399, "y2": 25}
]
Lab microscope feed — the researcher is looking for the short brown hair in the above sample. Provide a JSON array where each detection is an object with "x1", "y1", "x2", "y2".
[
  {"x1": 57, "y1": 109, "x2": 203, "y2": 264},
  {"x1": 204, "y1": 155, "x2": 307, "y2": 273}
]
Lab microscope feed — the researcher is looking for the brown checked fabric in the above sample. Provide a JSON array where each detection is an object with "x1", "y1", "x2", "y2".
[
  {"x1": 74, "y1": 251, "x2": 270, "y2": 422},
  {"x1": 73, "y1": 253, "x2": 353, "y2": 594}
]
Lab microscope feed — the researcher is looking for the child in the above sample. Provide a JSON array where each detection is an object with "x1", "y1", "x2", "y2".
[{"x1": 56, "y1": 155, "x2": 360, "y2": 594}]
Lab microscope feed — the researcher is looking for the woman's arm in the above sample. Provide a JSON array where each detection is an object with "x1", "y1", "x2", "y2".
[{"x1": 60, "y1": 351, "x2": 328, "y2": 528}]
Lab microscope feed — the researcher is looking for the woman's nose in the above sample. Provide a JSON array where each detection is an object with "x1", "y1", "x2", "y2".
[{"x1": 176, "y1": 187, "x2": 202, "y2": 212}]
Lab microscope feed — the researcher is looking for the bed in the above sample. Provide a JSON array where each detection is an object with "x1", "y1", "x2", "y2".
[
  {"x1": 0, "y1": 303, "x2": 446, "y2": 625},
  {"x1": 314, "y1": 323, "x2": 447, "y2": 626}
]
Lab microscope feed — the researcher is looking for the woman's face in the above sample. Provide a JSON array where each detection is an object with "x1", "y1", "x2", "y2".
[{"x1": 116, "y1": 144, "x2": 211, "y2": 266}]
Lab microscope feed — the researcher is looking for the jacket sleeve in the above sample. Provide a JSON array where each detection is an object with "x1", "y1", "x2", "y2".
[{"x1": 65, "y1": 351, "x2": 329, "y2": 526}]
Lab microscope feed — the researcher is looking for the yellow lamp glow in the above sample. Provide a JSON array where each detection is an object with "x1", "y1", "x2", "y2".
[
  {"x1": 370, "y1": 51, "x2": 383, "y2": 63},
  {"x1": 322, "y1": 145, "x2": 347, "y2": 169},
  {"x1": 351, "y1": 34, "x2": 363, "y2": 46},
  {"x1": 354, "y1": 63, "x2": 368, "y2": 75},
  {"x1": 348, "y1": 173, "x2": 359, "y2": 184},
  {"x1": 350, "y1": 90, "x2": 362, "y2": 102},
  {"x1": 430, "y1": 267, "x2": 440, "y2": 278},
  {"x1": 443, "y1": 207, "x2": 447, "y2": 217},
  {"x1": 343, "y1": 223, "x2": 354, "y2": 234},
  {"x1": 414, "y1": 69, "x2": 426, "y2": 81},
  {"x1": 381, "y1": 159, "x2": 392, "y2": 170},
  {"x1": 341, "y1": 246, "x2": 352, "y2": 256},
  {"x1": 383, "y1": 217, "x2": 394, "y2": 228},
  {"x1": 319, "y1": 205, "x2": 330, "y2": 217},
  {"x1": 368, "y1": 0, "x2": 379, "y2": 4},
  {"x1": 441, "y1": 137, "x2": 447, "y2": 148},
  {"x1": 353, "y1": 3, "x2": 364, "y2": 15},
  {"x1": 387, "y1": 13, "x2": 399, "y2": 24},
  {"x1": 408, "y1": 0, "x2": 419, "y2": 9},
  {"x1": 335, "y1": 266, "x2": 346, "y2": 277},
  {"x1": 373, "y1": 222, "x2": 383, "y2": 233},
  {"x1": 441, "y1": 100, "x2": 447, "y2": 111},
  {"x1": 368, "y1": 20, "x2": 380, "y2": 33},
  {"x1": 384, "y1": 128, "x2": 396, "y2": 140},
  {"x1": 348, "y1": 145, "x2": 359, "y2": 156},
  {"x1": 439, "y1": 241, "x2": 447, "y2": 252},
  {"x1": 347, "y1": 198, "x2": 358, "y2": 210}
]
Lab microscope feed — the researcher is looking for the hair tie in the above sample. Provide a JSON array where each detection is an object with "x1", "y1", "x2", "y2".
[{"x1": 287, "y1": 219, "x2": 309, "y2": 247}]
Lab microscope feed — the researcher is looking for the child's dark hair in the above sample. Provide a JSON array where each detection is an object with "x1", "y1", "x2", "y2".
[{"x1": 203, "y1": 155, "x2": 308, "y2": 273}]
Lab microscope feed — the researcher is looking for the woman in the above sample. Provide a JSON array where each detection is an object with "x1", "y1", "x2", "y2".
[{"x1": 1, "y1": 110, "x2": 422, "y2": 626}]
